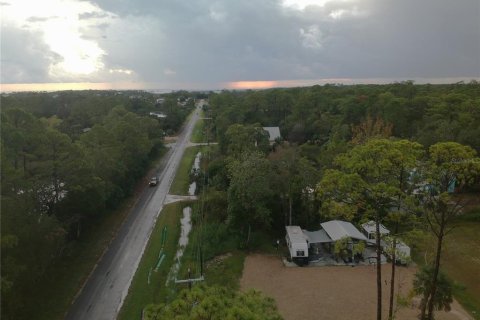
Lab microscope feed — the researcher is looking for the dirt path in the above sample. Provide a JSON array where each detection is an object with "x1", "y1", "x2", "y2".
[{"x1": 240, "y1": 254, "x2": 473, "y2": 320}]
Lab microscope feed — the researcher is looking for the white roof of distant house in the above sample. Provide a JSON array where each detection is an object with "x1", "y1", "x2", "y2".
[
  {"x1": 286, "y1": 226, "x2": 307, "y2": 243},
  {"x1": 263, "y1": 127, "x2": 281, "y2": 141},
  {"x1": 361, "y1": 221, "x2": 390, "y2": 235},
  {"x1": 149, "y1": 112, "x2": 167, "y2": 118},
  {"x1": 320, "y1": 220, "x2": 368, "y2": 242}
]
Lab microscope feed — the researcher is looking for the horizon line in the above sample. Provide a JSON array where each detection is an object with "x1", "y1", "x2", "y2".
[{"x1": 1, "y1": 77, "x2": 478, "y2": 93}]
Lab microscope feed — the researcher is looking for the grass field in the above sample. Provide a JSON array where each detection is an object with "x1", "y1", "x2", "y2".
[
  {"x1": 413, "y1": 207, "x2": 480, "y2": 319},
  {"x1": 441, "y1": 209, "x2": 480, "y2": 318},
  {"x1": 117, "y1": 202, "x2": 185, "y2": 320}
]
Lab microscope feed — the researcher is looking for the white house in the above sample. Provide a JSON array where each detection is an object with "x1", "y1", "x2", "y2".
[
  {"x1": 263, "y1": 127, "x2": 281, "y2": 143},
  {"x1": 149, "y1": 112, "x2": 167, "y2": 119}
]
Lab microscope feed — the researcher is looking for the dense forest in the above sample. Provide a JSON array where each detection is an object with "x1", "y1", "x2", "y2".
[{"x1": 0, "y1": 90, "x2": 194, "y2": 319}]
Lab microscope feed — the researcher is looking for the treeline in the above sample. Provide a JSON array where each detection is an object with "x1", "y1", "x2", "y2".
[
  {"x1": 199, "y1": 81, "x2": 480, "y2": 239},
  {"x1": 0, "y1": 90, "x2": 193, "y2": 319},
  {"x1": 210, "y1": 80, "x2": 480, "y2": 153}
]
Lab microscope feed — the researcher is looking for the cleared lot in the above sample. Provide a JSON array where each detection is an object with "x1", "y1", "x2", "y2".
[{"x1": 240, "y1": 254, "x2": 472, "y2": 320}]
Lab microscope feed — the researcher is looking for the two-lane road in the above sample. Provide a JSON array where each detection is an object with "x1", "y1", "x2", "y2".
[{"x1": 65, "y1": 105, "x2": 201, "y2": 320}]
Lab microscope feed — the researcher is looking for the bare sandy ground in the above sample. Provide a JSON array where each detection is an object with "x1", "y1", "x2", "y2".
[{"x1": 240, "y1": 254, "x2": 473, "y2": 320}]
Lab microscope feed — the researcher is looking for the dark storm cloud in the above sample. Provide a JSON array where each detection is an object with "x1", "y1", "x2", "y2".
[{"x1": 87, "y1": 0, "x2": 480, "y2": 84}]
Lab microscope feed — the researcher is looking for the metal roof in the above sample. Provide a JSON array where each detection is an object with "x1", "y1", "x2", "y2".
[
  {"x1": 303, "y1": 229, "x2": 332, "y2": 243},
  {"x1": 320, "y1": 220, "x2": 368, "y2": 242},
  {"x1": 263, "y1": 127, "x2": 281, "y2": 141},
  {"x1": 286, "y1": 226, "x2": 307, "y2": 244},
  {"x1": 361, "y1": 221, "x2": 390, "y2": 235}
]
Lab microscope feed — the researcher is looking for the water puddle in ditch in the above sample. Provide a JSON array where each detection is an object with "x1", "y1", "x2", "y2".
[
  {"x1": 166, "y1": 152, "x2": 201, "y2": 284},
  {"x1": 187, "y1": 152, "x2": 201, "y2": 196},
  {"x1": 166, "y1": 206, "x2": 192, "y2": 285}
]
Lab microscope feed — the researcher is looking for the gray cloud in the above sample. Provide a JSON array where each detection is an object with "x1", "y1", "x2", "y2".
[
  {"x1": 0, "y1": 25, "x2": 62, "y2": 83},
  {"x1": 2, "y1": 0, "x2": 479, "y2": 87},
  {"x1": 90, "y1": 0, "x2": 480, "y2": 84}
]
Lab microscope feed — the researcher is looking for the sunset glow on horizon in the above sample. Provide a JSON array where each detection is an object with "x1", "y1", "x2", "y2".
[{"x1": 227, "y1": 81, "x2": 280, "y2": 90}]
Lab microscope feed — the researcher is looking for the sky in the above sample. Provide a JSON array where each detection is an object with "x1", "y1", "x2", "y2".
[{"x1": 1, "y1": 0, "x2": 479, "y2": 91}]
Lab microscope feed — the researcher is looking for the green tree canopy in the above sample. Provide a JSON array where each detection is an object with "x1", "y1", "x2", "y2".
[{"x1": 143, "y1": 285, "x2": 282, "y2": 320}]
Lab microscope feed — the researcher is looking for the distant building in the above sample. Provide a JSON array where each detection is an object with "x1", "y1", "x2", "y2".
[
  {"x1": 360, "y1": 221, "x2": 390, "y2": 241},
  {"x1": 156, "y1": 98, "x2": 165, "y2": 104},
  {"x1": 149, "y1": 112, "x2": 167, "y2": 118},
  {"x1": 262, "y1": 126, "x2": 281, "y2": 143},
  {"x1": 287, "y1": 220, "x2": 368, "y2": 266},
  {"x1": 361, "y1": 220, "x2": 410, "y2": 264}
]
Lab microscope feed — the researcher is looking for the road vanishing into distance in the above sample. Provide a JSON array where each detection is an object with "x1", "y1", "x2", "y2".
[{"x1": 65, "y1": 103, "x2": 202, "y2": 320}]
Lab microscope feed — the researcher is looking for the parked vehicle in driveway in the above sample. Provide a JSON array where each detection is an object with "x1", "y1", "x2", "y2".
[{"x1": 149, "y1": 176, "x2": 158, "y2": 186}]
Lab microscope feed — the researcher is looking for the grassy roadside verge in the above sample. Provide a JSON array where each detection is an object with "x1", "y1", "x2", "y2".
[
  {"x1": 169, "y1": 146, "x2": 203, "y2": 195},
  {"x1": 190, "y1": 118, "x2": 205, "y2": 143},
  {"x1": 31, "y1": 150, "x2": 167, "y2": 320},
  {"x1": 117, "y1": 202, "x2": 185, "y2": 320},
  {"x1": 173, "y1": 202, "x2": 248, "y2": 292}
]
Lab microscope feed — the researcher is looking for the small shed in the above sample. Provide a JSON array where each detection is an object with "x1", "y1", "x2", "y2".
[{"x1": 361, "y1": 221, "x2": 390, "y2": 241}]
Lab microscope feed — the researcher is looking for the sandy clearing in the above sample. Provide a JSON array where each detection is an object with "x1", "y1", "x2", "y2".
[{"x1": 240, "y1": 254, "x2": 473, "y2": 320}]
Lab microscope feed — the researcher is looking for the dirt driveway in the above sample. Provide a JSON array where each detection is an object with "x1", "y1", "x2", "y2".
[{"x1": 240, "y1": 254, "x2": 473, "y2": 320}]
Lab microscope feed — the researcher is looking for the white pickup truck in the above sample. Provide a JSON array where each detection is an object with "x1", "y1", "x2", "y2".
[{"x1": 149, "y1": 176, "x2": 158, "y2": 186}]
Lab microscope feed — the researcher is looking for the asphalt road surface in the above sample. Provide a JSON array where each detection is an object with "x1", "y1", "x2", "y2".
[{"x1": 65, "y1": 104, "x2": 201, "y2": 320}]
